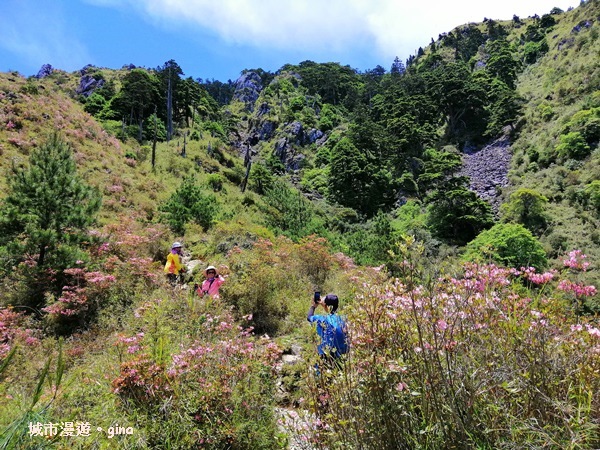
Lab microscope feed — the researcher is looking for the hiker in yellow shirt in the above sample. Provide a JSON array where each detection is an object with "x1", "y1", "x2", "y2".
[{"x1": 164, "y1": 242, "x2": 186, "y2": 284}]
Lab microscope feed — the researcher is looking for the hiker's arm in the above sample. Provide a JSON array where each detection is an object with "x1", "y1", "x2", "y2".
[
  {"x1": 308, "y1": 302, "x2": 326, "y2": 322},
  {"x1": 307, "y1": 305, "x2": 316, "y2": 321}
]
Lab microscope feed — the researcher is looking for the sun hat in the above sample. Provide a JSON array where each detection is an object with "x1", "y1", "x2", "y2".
[
  {"x1": 172, "y1": 242, "x2": 182, "y2": 249},
  {"x1": 205, "y1": 265, "x2": 217, "y2": 273}
]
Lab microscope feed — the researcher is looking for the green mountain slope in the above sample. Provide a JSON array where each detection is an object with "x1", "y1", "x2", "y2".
[{"x1": 0, "y1": 2, "x2": 599, "y2": 449}]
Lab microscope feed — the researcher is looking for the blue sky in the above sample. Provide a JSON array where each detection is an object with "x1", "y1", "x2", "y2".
[{"x1": 0, "y1": 0, "x2": 579, "y2": 82}]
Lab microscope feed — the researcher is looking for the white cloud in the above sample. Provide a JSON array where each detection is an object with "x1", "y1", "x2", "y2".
[
  {"x1": 0, "y1": 0, "x2": 91, "y2": 72},
  {"x1": 118, "y1": 0, "x2": 578, "y2": 61}
]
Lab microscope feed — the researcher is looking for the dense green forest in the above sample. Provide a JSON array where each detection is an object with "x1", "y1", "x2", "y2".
[{"x1": 0, "y1": 1, "x2": 599, "y2": 449}]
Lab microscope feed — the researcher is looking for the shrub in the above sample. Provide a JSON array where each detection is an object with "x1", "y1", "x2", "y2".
[
  {"x1": 294, "y1": 235, "x2": 334, "y2": 288},
  {"x1": 206, "y1": 173, "x2": 224, "y2": 192},
  {"x1": 42, "y1": 266, "x2": 116, "y2": 334},
  {"x1": 501, "y1": 188, "x2": 549, "y2": 234},
  {"x1": 564, "y1": 108, "x2": 600, "y2": 145},
  {"x1": 464, "y1": 223, "x2": 547, "y2": 270},
  {"x1": 537, "y1": 102, "x2": 554, "y2": 121},
  {"x1": 83, "y1": 93, "x2": 106, "y2": 116},
  {"x1": 222, "y1": 167, "x2": 244, "y2": 185},
  {"x1": 159, "y1": 176, "x2": 218, "y2": 233},
  {"x1": 318, "y1": 104, "x2": 341, "y2": 132},
  {"x1": 556, "y1": 131, "x2": 591, "y2": 159},
  {"x1": 203, "y1": 121, "x2": 227, "y2": 140},
  {"x1": 583, "y1": 180, "x2": 600, "y2": 214},
  {"x1": 300, "y1": 167, "x2": 328, "y2": 196},
  {"x1": 309, "y1": 245, "x2": 599, "y2": 449},
  {"x1": 112, "y1": 306, "x2": 284, "y2": 448},
  {"x1": 262, "y1": 180, "x2": 319, "y2": 240},
  {"x1": 249, "y1": 163, "x2": 275, "y2": 195},
  {"x1": 426, "y1": 178, "x2": 494, "y2": 245},
  {"x1": 0, "y1": 307, "x2": 40, "y2": 359},
  {"x1": 222, "y1": 239, "x2": 293, "y2": 335}
]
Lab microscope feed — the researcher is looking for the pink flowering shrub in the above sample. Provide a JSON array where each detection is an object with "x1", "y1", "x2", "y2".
[
  {"x1": 0, "y1": 308, "x2": 40, "y2": 359},
  {"x1": 85, "y1": 217, "x2": 169, "y2": 304},
  {"x1": 314, "y1": 243, "x2": 599, "y2": 449},
  {"x1": 112, "y1": 307, "x2": 283, "y2": 448},
  {"x1": 43, "y1": 266, "x2": 116, "y2": 331}
]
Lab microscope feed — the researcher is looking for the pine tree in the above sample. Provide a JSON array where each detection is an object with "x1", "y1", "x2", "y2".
[
  {"x1": 0, "y1": 134, "x2": 101, "y2": 305},
  {"x1": 390, "y1": 56, "x2": 405, "y2": 76}
]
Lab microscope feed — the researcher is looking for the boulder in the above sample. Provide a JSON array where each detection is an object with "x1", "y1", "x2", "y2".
[{"x1": 282, "y1": 354, "x2": 301, "y2": 365}]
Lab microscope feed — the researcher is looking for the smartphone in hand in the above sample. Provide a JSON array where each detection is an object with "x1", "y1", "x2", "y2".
[{"x1": 313, "y1": 291, "x2": 321, "y2": 304}]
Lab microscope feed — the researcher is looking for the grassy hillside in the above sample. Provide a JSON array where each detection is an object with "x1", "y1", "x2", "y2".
[
  {"x1": 510, "y1": 1, "x2": 600, "y2": 267},
  {"x1": 0, "y1": 2, "x2": 599, "y2": 449}
]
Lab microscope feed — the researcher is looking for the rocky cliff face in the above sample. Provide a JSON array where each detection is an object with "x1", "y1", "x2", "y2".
[
  {"x1": 233, "y1": 72, "x2": 263, "y2": 111},
  {"x1": 76, "y1": 65, "x2": 106, "y2": 97},
  {"x1": 459, "y1": 135, "x2": 512, "y2": 214},
  {"x1": 231, "y1": 72, "x2": 328, "y2": 173}
]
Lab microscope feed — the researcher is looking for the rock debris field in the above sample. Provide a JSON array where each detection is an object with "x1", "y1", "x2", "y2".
[{"x1": 459, "y1": 135, "x2": 512, "y2": 214}]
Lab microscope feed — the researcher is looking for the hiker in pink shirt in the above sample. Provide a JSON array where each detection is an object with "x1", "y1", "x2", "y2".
[{"x1": 196, "y1": 265, "x2": 225, "y2": 298}]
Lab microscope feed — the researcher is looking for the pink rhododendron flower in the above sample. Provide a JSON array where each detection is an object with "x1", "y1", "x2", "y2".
[{"x1": 563, "y1": 250, "x2": 590, "y2": 271}]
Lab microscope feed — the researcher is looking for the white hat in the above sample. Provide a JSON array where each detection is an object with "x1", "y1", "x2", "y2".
[
  {"x1": 172, "y1": 242, "x2": 182, "y2": 248},
  {"x1": 205, "y1": 265, "x2": 217, "y2": 273}
]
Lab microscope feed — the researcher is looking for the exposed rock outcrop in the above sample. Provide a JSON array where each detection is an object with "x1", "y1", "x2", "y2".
[
  {"x1": 35, "y1": 64, "x2": 54, "y2": 79},
  {"x1": 75, "y1": 65, "x2": 106, "y2": 98},
  {"x1": 459, "y1": 135, "x2": 512, "y2": 214},
  {"x1": 270, "y1": 121, "x2": 325, "y2": 172},
  {"x1": 233, "y1": 71, "x2": 263, "y2": 111},
  {"x1": 77, "y1": 75, "x2": 105, "y2": 98}
]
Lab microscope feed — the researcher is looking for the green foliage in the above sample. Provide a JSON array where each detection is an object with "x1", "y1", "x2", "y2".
[
  {"x1": 300, "y1": 167, "x2": 328, "y2": 196},
  {"x1": 222, "y1": 167, "x2": 244, "y2": 185},
  {"x1": 345, "y1": 212, "x2": 397, "y2": 265},
  {"x1": 328, "y1": 137, "x2": 395, "y2": 216},
  {"x1": 19, "y1": 80, "x2": 39, "y2": 96},
  {"x1": 501, "y1": 188, "x2": 549, "y2": 234},
  {"x1": 111, "y1": 69, "x2": 160, "y2": 141},
  {"x1": 159, "y1": 176, "x2": 218, "y2": 234},
  {"x1": 83, "y1": 92, "x2": 107, "y2": 116},
  {"x1": 249, "y1": 162, "x2": 275, "y2": 195},
  {"x1": 563, "y1": 107, "x2": 600, "y2": 145},
  {"x1": 142, "y1": 113, "x2": 167, "y2": 142},
  {"x1": 206, "y1": 173, "x2": 224, "y2": 192},
  {"x1": 556, "y1": 131, "x2": 591, "y2": 159},
  {"x1": 262, "y1": 180, "x2": 321, "y2": 240},
  {"x1": 582, "y1": 180, "x2": 600, "y2": 214},
  {"x1": 393, "y1": 200, "x2": 428, "y2": 233},
  {"x1": 203, "y1": 121, "x2": 228, "y2": 140},
  {"x1": 318, "y1": 103, "x2": 342, "y2": 132},
  {"x1": 522, "y1": 39, "x2": 549, "y2": 64},
  {"x1": 537, "y1": 101, "x2": 555, "y2": 121},
  {"x1": 427, "y1": 177, "x2": 494, "y2": 245},
  {"x1": 485, "y1": 39, "x2": 521, "y2": 89},
  {"x1": 440, "y1": 25, "x2": 486, "y2": 62},
  {"x1": 427, "y1": 61, "x2": 489, "y2": 145},
  {"x1": 288, "y1": 95, "x2": 304, "y2": 112},
  {"x1": 281, "y1": 60, "x2": 361, "y2": 108},
  {"x1": 223, "y1": 244, "x2": 292, "y2": 335},
  {"x1": 485, "y1": 78, "x2": 524, "y2": 136},
  {"x1": 415, "y1": 148, "x2": 463, "y2": 195},
  {"x1": 464, "y1": 222, "x2": 548, "y2": 269},
  {"x1": 0, "y1": 134, "x2": 101, "y2": 306},
  {"x1": 0, "y1": 341, "x2": 65, "y2": 449}
]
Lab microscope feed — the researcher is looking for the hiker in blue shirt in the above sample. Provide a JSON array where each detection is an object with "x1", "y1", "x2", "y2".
[{"x1": 307, "y1": 293, "x2": 348, "y2": 363}]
